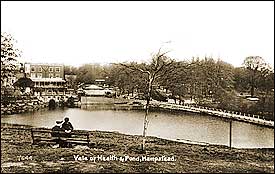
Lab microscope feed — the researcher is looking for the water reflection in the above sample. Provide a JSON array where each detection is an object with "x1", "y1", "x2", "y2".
[{"x1": 1, "y1": 108, "x2": 274, "y2": 148}]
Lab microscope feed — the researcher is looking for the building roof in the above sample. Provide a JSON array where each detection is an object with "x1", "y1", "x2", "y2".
[
  {"x1": 31, "y1": 78, "x2": 66, "y2": 82},
  {"x1": 95, "y1": 79, "x2": 105, "y2": 82},
  {"x1": 85, "y1": 84, "x2": 103, "y2": 90},
  {"x1": 246, "y1": 97, "x2": 259, "y2": 101},
  {"x1": 25, "y1": 63, "x2": 64, "y2": 66}
]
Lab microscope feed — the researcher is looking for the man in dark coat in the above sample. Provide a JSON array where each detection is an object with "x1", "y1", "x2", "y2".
[
  {"x1": 61, "y1": 117, "x2": 74, "y2": 132},
  {"x1": 61, "y1": 117, "x2": 74, "y2": 147}
]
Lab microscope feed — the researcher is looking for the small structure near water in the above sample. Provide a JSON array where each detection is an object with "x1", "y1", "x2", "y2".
[
  {"x1": 82, "y1": 84, "x2": 113, "y2": 97},
  {"x1": 48, "y1": 99, "x2": 56, "y2": 109}
]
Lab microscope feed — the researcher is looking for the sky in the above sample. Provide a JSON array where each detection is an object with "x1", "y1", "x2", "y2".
[{"x1": 1, "y1": 1, "x2": 274, "y2": 68}]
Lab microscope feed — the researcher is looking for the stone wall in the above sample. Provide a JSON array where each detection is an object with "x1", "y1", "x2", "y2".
[
  {"x1": 1, "y1": 96, "x2": 48, "y2": 115},
  {"x1": 80, "y1": 96, "x2": 144, "y2": 110}
]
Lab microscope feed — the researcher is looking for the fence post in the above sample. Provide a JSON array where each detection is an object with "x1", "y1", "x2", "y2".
[
  {"x1": 229, "y1": 120, "x2": 232, "y2": 149},
  {"x1": 31, "y1": 129, "x2": 34, "y2": 145}
]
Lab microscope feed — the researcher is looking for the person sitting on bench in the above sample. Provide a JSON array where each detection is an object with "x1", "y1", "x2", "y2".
[
  {"x1": 52, "y1": 120, "x2": 63, "y2": 136},
  {"x1": 51, "y1": 120, "x2": 65, "y2": 147},
  {"x1": 61, "y1": 117, "x2": 74, "y2": 147},
  {"x1": 62, "y1": 117, "x2": 74, "y2": 136}
]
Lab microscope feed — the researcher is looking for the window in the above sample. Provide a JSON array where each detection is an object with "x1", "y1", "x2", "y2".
[
  {"x1": 37, "y1": 73, "x2": 42, "y2": 78},
  {"x1": 38, "y1": 66, "x2": 42, "y2": 72},
  {"x1": 49, "y1": 67, "x2": 53, "y2": 72},
  {"x1": 49, "y1": 73, "x2": 54, "y2": 78},
  {"x1": 55, "y1": 67, "x2": 60, "y2": 72},
  {"x1": 31, "y1": 73, "x2": 36, "y2": 78},
  {"x1": 55, "y1": 74, "x2": 60, "y2": 78},
  {"x1": 31, "y1": 67, "x2": 35, "y2": 72}
]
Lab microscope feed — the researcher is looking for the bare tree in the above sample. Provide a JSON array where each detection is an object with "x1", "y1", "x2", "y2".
[
  {"x1": 119, "y1": 49, "x2": 174, "y2": 151},
  {"x1": 243, "y1": 56, "x2": 269, "y2": 97}
]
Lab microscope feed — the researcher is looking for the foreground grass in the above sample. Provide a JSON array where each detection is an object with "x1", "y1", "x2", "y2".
[{"x1": 1, "y1": 123, "x2": 274, "y2": 173}]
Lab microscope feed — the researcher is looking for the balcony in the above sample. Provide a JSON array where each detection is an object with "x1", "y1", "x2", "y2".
[
  {"x1": 41, "y1": 91, "x2": 65, "y2": 96},
  {"x1": 34, "y1": 84, "x2": 65, "y2": 88}
]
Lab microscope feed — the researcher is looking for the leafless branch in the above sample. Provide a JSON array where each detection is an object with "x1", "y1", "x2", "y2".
[
  {"x1": 155, "y1": 61, "x2": 174, "y2": 79},
  {"x1": 114, "y1": 63, "x2": 150, "y2": 75}
]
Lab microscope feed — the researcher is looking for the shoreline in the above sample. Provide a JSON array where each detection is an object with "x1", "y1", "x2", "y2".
[
  {"x1": 2, "y1": 95, "x2": 273, "y2": 128},
  {"x1": 1, "y1": 123, "x2": 274, "y2": 173},
  {"x1": 1, "y1": 96, "x2": 48, "y2": 115},
  {"x1": 80, "y1": 96, "x2": 274, "y2": 128}
]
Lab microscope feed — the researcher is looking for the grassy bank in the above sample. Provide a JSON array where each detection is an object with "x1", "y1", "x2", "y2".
[{"x1": 1, "y1": 123, "x2": 274, "y2": 173}]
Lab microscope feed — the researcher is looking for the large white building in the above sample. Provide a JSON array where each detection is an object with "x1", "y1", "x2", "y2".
[{"x1": 25, "y1": 63, "x2": 67, "y2": 102}]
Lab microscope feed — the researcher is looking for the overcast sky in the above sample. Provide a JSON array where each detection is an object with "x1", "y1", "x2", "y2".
[{"x1": 1, "y1": 1, "x2": 274, "y2": 68}]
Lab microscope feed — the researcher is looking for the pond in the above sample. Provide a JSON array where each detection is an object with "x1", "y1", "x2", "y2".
[{"x1": 1, "y1": 108, "x2": 274, "y2": 148}]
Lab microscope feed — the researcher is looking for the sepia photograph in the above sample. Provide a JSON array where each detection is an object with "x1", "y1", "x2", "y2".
[{"x1": 1, "y1": 1, "x2": 274, "y2": 173}]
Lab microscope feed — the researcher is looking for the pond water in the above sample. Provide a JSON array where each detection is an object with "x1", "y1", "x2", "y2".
[{"x1": 1, "y1": 108, "x2": 274, "y2": 148}]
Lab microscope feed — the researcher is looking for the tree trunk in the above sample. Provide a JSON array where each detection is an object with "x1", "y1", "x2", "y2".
[
  {"x1": 251, "y1": 70, "x2": 256, "y2": 97},
  {"x1": 142, "y1": 75, "x2": 152, "y2": 151},
  {"x1": 142, "y1": 97, "x2": 149, "y2": 151},
  {"x1": 251, "y1": 73, "x2": 254, "y2": 97}
]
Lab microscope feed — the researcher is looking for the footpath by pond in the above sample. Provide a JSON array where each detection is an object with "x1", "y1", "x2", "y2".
[
  {"x1": 1, "y1": 123, "x2": 274, "y2": 173},
  {"x1": 80, "y1": 97, "x2": 274, "y2": 128}
]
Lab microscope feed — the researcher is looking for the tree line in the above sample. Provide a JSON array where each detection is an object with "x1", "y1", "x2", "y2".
[
  {"x1": 65, "y1": 52, "x2": 274, "y2": 151},
  {"x1": 2, "y1": 33, "x2": 274, "y2": 151},
  {"x1": 1, "y1": 32, "x2": 274, "y2": 119},
  {"x1": 65, "y1": 54, "x2": 274, "y2": 119}
]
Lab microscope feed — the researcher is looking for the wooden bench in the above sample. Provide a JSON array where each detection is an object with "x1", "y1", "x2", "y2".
[{"x1": 31, "y1": 128, "x2": 90, "y2": 147}]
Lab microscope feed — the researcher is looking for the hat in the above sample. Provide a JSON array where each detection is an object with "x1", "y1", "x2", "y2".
[{"x1": 55, "y1": 120, "x2": 63, "y2": 126}]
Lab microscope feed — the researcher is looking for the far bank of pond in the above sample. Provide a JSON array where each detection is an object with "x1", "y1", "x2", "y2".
[
  {"x1": 1, "y1": 96, "x2": 48, "y2": 115},
  {"x1": 80, "y1": 96, "x2": 274, "y2": 128}
]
